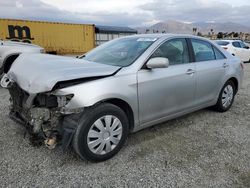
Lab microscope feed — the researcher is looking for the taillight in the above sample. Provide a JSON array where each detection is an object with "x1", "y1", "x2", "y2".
[{"x1": 223, "y1": 47, "x2": 228, "y2": 50}]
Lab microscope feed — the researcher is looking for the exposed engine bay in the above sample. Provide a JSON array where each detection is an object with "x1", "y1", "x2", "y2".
[{"x1": 6, "y1": 82, "x2": 81, "y2": 149}]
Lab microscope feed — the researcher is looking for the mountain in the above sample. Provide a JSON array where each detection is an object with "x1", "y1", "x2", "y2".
[
  {"x1": 193, "y1": 22, "x2": 250, "y2": 33},
  {"x1": 137, "y1": 20, "x2": 194, "y2": 34},
  {"x1": 136, "y1": 20, "x2": 193, "y2": 34},
  {"x1": 136, "y1": 20, "x2": 250, "y2": 34}
]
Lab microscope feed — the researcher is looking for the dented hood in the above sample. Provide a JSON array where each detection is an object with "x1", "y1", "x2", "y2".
[{"x1": 7, "y1": 53, "x2": 120, "y2": 94}]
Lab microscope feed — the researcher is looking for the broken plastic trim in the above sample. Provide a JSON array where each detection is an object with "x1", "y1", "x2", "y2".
[{"x1": 59, "y1": 107, "x2": 84, "y2": 115}]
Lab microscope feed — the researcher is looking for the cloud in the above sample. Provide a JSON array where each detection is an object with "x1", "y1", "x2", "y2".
[
  {"x1": 0, "y1": 0, "x2": 153, "y2": 26},
  {"x1": 15, "y1": 1, "x2": 23, "y2": 8},
  {"x1": 0, "y1": 0, "x2": 250, "y2": 27},
  {"x1": 140, "y1": 0, "x2": 250, "y2": 25},
  {"x1": 41, "y1": 0, "x2": 152, "y2": 14}
]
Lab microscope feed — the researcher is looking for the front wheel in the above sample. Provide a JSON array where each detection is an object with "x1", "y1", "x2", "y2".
[
  {"x1": 73, "y1": 103, "x2": 129, "y2": 162},
  {"x1": 214, "y1": 80, "x2": 236, "y2": 112},
  {"x1": 0, "y1": 66, "x2": 4, "y2": 80}
]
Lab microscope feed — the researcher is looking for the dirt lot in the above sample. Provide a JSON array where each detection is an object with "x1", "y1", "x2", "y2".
[{"x1": 0, "y1": 64, "x2": 250, "y2": 188}]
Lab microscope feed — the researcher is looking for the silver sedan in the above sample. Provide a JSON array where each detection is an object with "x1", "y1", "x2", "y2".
[{"x1": 1, "y1": 34, "x2": 244, "y2": 161}]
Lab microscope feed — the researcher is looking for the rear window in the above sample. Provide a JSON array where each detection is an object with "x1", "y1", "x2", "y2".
[
  {"x1": 191, "y1": 39, "x2": 216, "y2": 62},
  {"x1": 215, "y1": 41, "x2": 230, "y2": 46},
  {"x1": 213, "y1": 47, "x2": 226, "y2": 60}
]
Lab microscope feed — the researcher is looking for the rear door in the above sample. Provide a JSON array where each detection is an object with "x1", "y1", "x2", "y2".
[
  {"x1": 137, "y1": 38, "x2": 196, "y2": 125},
  {"x1": 190, "y1": 38, "x2": 228, "y2": 106}
]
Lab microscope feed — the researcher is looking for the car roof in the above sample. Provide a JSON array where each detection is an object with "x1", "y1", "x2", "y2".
[
  {"x1": 2, "y1": 40, "x2": 42, "y2": 48},
  {"x1": 127, "y1": 33, "x2": 207, "y2": 40},
  {"x1": 216, "y1": 39, "x2": 242, "y2": 43}
]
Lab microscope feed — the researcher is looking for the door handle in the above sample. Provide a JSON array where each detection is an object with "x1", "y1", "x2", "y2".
[
  {"x1": 186, "y1": 69, "x2": 195, "y2": 75},
  {"x1": 223, "y1": 63, "x2": 229, "y2": 68}
]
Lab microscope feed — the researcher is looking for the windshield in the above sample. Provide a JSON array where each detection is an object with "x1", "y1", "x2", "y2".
[{"x1": 83, "y1": 37, "x2": 157, "y2": 67}]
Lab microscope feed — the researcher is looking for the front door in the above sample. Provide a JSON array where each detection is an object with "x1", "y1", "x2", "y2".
[{"x1": 137, "y1": 38, "x2": 196, "y2": 125}]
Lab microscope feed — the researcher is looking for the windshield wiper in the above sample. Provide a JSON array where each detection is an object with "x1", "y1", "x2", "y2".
[{"x1": 76, "y1": 54, "x2": 86, "y2": 59}]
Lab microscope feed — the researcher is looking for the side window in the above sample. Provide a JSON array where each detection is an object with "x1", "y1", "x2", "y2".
[
  {"x1": 191, "y1": 39, "x2": 216, "y2": 62},
  {"x1": 232, "y1": 42, "x2": 241, "y2": 48},
  {"x1": 213, "y1": 47, "x2": 226, "y2": 60},
  {"x1": 151, "y1": 38, "x2": 190, "y2": 65},
  {"x1": 239, "y1": 42, "x2": 248, "y2": 48}
]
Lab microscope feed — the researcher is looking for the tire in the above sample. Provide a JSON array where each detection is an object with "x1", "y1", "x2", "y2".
[
  {"x1": 214, "y1": 80, "x2": 236, "y2": 112},
  {"x1": 73, "y1": 103, "x2": 129, "y2": 162},
  {"x1": 0, "y1": 66, "x2": 4, "y2": 81}
]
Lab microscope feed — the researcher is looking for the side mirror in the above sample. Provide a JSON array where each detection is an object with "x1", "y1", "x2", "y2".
[{"x1": 146, "y1": 57, "x2": 169, "y2": 69}]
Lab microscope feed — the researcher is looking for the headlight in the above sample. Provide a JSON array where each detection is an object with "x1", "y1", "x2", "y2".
[
  {"x1": 35, "y1": 94, "x2": 74, "y2": 108},
  {"x1": 56, "y1": 94, "x2": 74, "y2": 108},
  {"x1": 57, "y1": 94, "x2": 84, "y2": 114}
]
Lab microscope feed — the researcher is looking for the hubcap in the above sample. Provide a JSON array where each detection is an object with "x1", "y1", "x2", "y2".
[
  {"x1": 87, "y1": 115, "x2": 123, "y2": 155},
  {"x1": 222, "y1": 85, "x2": 234, "y2": 108}
]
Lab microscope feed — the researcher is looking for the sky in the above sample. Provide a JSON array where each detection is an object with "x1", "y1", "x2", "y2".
[{"x1": 0, "y1": 0, "x2": 250, "y2": 27}]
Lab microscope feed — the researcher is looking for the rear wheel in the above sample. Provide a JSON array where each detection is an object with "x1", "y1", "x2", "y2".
[
  {"x1": 214, "y1": 80, "x2": 235, "y2": 112},
  {"x1": 73, "y1": 103, "x2": 129, "y2": 162}
]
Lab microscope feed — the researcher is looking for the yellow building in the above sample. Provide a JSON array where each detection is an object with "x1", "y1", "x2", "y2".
[{"x1": 0, "y1": 19, "x2": 95, "y2": 55}]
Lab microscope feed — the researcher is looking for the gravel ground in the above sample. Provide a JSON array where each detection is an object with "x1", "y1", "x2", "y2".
[{"x1": 0, "y1": 64, "x2": 250, "y2": 188}]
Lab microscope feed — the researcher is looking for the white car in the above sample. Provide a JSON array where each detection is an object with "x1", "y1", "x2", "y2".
[
  {"x1": 215, "y1": 40, "x2": 250, "y2": 62},
  {"x1": 245, "y1": 42, "x2": 250, "y2": 48},
  {"x1": 0, "y1": 40, "x2": 44, "y2": 77}
]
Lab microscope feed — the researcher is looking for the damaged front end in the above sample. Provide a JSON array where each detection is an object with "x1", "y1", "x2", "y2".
[{"x1": 1, "y1": 74, "x2": 82, "y2": 149}]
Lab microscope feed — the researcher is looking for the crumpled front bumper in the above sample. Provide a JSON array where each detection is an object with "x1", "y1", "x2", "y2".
[{"x1": 2, "y1": 79, "x2": 78, "y2": 150}]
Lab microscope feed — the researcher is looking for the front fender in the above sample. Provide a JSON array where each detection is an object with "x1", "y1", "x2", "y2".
[{"x1": 54, "y1": 74, "x2": 138, "y2": 122}]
